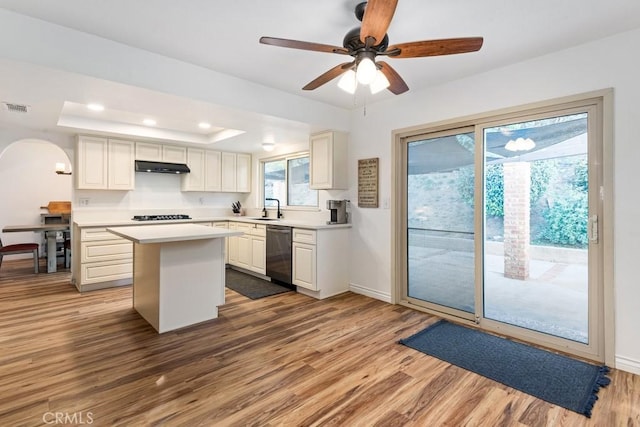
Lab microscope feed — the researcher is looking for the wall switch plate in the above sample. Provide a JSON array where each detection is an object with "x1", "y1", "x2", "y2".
[
  {"x1": 79, "y1": 198, "x2": 90, "y2": 206},
  {"x1": 382, "y1": 197, "x2": 390, "y2": 209}
]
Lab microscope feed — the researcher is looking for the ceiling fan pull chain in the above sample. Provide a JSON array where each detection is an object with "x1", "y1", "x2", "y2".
[{"x1": 363, "y1": 90, "x2": 368, "y2": 116}]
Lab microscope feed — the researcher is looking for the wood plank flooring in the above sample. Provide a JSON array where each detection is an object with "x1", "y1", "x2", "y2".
[{"x1": 0, "y1": 259, "x2": 638, "y2": 426}]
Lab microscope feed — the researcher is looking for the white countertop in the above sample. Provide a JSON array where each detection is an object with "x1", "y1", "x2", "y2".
[
  {"x1": 107, "y1": 224, "x2": 242, "y2": 244},
  {"x1": 77, "y1": 216, "x2": 352, "y2": 230}
]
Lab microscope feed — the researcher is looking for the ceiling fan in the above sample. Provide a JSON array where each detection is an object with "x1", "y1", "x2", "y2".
[{"x1": 259, "y1": 0, "x2": 483, "y2": 95}]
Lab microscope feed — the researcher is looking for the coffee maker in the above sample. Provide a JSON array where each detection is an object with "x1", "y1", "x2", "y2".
[{"x1": 326, "y1": 200, "x2": 349, "y2": 224}]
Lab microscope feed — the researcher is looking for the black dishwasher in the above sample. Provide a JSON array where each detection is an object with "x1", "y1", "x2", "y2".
[{"x1": 266, "y1": 225, "x2": 293, "y2": 286}]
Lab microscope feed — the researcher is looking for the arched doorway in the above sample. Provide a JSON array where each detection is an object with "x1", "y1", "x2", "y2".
[{"x1": 0, "y1": 139, "x2": 72, "y2": 269}]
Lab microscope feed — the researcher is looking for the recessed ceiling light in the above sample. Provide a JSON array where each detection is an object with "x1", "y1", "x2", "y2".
[
  {"x1": 87, "y1": 103, "x2": 104, "y2": 112},
  {"x1": 198, "y1": 122, "x2": 211, "y2": 129},
  {"x1": 262, "y1": 141, "x2": 275, "y2": 152},
  {"x1": 143, "y1": 118, "x2": 156, "y2": 126}
]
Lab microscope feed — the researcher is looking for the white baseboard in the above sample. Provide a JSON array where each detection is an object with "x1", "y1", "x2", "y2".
[
  {"x1": 78, "y1": 278, "x2": 132, "y2": 292},
  {"x1": 615, "y1": 355, "x2": 640, "y2": 375},
  {"x1": 349, "y1": 282, "x2": 392, "y2": 303}
]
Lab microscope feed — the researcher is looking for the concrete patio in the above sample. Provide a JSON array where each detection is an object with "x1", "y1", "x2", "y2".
[{"x1": 408, "y1": 244, "x2": 588, "y2": 343}]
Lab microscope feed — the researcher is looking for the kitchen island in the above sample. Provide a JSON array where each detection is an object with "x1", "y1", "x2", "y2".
[{"x1": 107, "y1": 223, "x2": 242, "y2": 333}]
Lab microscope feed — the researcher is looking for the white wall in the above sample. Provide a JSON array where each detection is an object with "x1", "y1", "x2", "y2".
[
  {"x1": 0, "y1": 139, "x2": 72, "y2": 247},
  {"x1": 347, "y1": 27, "x2": 640, "y2": 373}
]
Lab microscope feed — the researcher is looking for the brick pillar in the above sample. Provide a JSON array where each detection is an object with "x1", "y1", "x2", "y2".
[{"x1": 503, "y1": 162, "x2": 530, "y2": 280}]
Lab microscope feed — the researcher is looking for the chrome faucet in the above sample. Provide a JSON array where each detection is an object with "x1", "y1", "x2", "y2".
[{"x1": 265, "y1": 198, "x2": 283, "y2": 219}]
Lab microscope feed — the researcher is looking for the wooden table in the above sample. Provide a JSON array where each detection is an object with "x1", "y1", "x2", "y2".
[
  {"x1": 2, "y1": 224, "x2": 70, "y2": 273},
  {"x1": 107, "y1": 224, "x2": 243, "y2": 333}
]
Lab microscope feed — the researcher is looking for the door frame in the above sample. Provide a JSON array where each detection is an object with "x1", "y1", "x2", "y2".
[{"x1": 391, "y1": 89, "x2": 614, "y2": 365}]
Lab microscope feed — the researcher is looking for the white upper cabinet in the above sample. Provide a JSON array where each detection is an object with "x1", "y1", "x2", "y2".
[
  {"x1": 236, "y1": 153, "x2": 251, "y2": 193},
  {"x1": 220, "y1": 152, "x2": 251, "y2": 193},
  {"x1": 81, "y1": 138, "x2": 248, "y2": 193},
  {"x1": 309, "y1": 131, "x2": 348, "y2": 190},
  {"x1": 183, "y1": 149, "x2": 227, "y2": 192},
  {"x1": 204, "y1": 150, "x2": 222, "y2": 192},
  {"x1": 183, "y1": 150, "x2": 249, "y2": 193},
  {"x1": 134, "y1": 142, "x2": 162, "y2": 161},
  {"x1": 181, "y1": 148, "x2": 205, "y2": 191},
  {"x1": 76, "y1": 136, "x2": 108, "y2": 189},
  {"x1": 162, "y1": 145, "x2": 187, "y2": 163},
  {"x1": 221, "y1": 152, "x2": 236, "y2": 192},
  {"x1": 135, "y1": 142, "x2": 187, "y2": 163},
  {"x1": 107, "y1": 139, "x2": 135, "y2": 190},
  {"x1": 76, "y1": 136, "x2": 134, "y2": 190}
]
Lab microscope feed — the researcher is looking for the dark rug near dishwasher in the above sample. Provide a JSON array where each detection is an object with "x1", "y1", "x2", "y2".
[
  {"x1": 399, "y1": 320, "x2": 610, "y2": 417},
  {"x1": 225, "y1": 269, "x2": 293, "y2": 299}
]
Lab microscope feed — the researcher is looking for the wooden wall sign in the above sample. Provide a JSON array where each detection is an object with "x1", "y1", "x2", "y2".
[{"x1": 358, "y1": 157, "x2": 379, "y2": 208}]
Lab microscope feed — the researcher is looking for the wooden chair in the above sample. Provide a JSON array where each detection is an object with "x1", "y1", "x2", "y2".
[{"x1": 0, "y1": 237, "x2": 39, "y2": 273}]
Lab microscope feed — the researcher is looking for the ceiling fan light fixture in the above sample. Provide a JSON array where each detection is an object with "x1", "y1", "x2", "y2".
[
  {"x1": 338, "y1": 70, "x2": 357, "y2": 94},
  {"x1": 370, "y1": 70, "x2": 390, "y2": 94},
  {"x1": 260, "y1": 2, "x2": 483, "y2": 97},
  {"x1": 356, "y1": 57, "x2": 377, "y2": 85}
]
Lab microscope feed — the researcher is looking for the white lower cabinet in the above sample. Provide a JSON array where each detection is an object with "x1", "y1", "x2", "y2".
[
  {"x1": 236, "y1": 233, "x2": 252, "y2": 270},
  {"x1": 292, "y1": 242, "x2": 316, "y2": 290},
  {"x1": 70, "y1": 221, "x2": 348, "y2": 298},
  {"x1": 250, "y1": 234, "x2": 266, "y2": 273},
  {"x1": 228, "y1": 222, "x2": 239, "y2": 265},
  {"x1": 228, "y1": 222, "x2": 265, "y2": 275},
  {"x1": 73, "y1": 225, "x2": 133, "y2": 291},
  {"x1": 292, "y1": 227, "x2": 349, "y2": 299}
]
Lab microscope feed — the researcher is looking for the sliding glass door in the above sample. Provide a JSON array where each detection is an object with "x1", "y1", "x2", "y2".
[
  {"x1": 480, "y1": 109, "x2": 602, "y2": 356},
  {"x1": 404, "y1": 128, "x2": 476, "y2": 320},
  {"x1": 399, "y1": 98, "x2": 606, "y2": 361}
]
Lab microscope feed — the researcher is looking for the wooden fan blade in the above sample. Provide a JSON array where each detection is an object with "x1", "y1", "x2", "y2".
[
  {"x1": 360, "y1": 0, "x2": 398, "y2": 46},
  {"x1": 386, "y1": 37, "x2": 484, "y2": 58},
  {"x1": 378, "y1": 61, "x2": 409, "y2": 95},
  {"x1": 260, "y1": 36, "x2": 349, "y2": 55},
  {"x1": 303, "y1": 62, "x2": 354, "y2": 90}
]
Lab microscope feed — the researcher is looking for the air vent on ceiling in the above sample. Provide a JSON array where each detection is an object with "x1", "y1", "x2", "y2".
[{"x1": 3, "y1": 102, "x2": 30, "y2": 113}]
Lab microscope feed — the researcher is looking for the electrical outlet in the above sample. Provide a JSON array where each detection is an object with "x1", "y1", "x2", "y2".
[
  {"x1": 199, "y1": 197, "x2": 204, "y2": 205},
  {"x1": 79, "y1": 198, "x2": 90, "y2": 206}
]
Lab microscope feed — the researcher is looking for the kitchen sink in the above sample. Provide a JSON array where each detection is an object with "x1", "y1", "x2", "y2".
[{"x1": 250, "y1": 218, "x2": 280, "y2": 221}]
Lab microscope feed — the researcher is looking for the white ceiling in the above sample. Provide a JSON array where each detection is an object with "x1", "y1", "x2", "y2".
[{"x1": 1, "y1": 0, "x2": 640, "y2": 151}]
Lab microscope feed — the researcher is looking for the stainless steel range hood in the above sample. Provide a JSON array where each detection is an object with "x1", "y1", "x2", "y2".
[{"x1": 135, "y1": 160, "x2": 190, "y2": 174}]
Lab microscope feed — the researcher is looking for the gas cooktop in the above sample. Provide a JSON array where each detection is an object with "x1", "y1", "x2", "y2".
[{"x1": 132, "y1": 214, "x2": 192, "y2": 221}]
